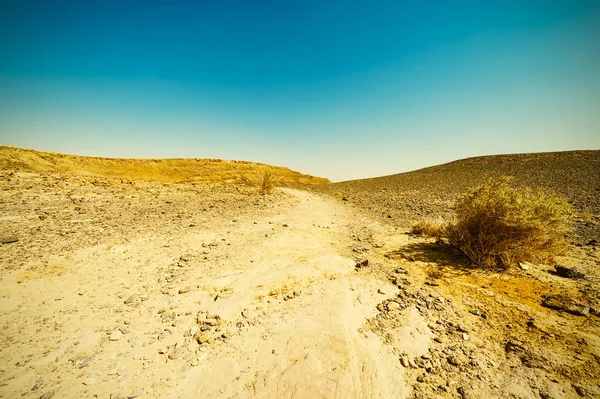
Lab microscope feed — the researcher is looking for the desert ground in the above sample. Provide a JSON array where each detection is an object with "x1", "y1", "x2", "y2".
[{"x1": 1, "y1": 149, "x2": 599, "y2": 399}]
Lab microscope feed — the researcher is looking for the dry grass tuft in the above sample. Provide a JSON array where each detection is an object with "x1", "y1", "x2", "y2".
[
  {"x1": 242, "y1": 167, "x2": 279, "y2": 195},
  {"x1": 410, "y1": 219, "x2": 446, "y2": 238},
  {"x1": 445, "y1": 177, "x2": 572, "y2": 269}
]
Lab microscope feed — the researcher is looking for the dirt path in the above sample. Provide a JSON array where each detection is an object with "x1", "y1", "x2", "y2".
[{"x1": 0, "y1": 186, "x2": 411, "y2": 399}]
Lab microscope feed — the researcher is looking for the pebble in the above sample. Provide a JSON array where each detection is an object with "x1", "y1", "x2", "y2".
[
  {"x1": 462, "y1": 333, "x2": 469, "y2": 341},
  {"x1": 0, "y1": 236, "x2": 18, "y2": 244},
  {"x1": 387, "y1": 302, "x2": 401, "y2": 311},
  {"x1": 179, "y1": 286, "x2": 192, "y2": 294},
  {"x1": 448, "y1": 356, "x2": 461, "y2": 366},
  {"x1": 469, "y1": 309, "x2": 482, "y2": 316},
  {"x1": 40, "y1": 391, "x2": 55, "y2": 399},
  {"x1": 110, "y1": 330, "x2": 124, "y2": 341},
  {"x1": 83, "y1": 377, "x2": 96, "y2": 386},
  {"x1": 416, "y1": 374, "x2": 428, "y2": 383},
  {"x1": 401, "y1": 357, "x2": 409, "y2": 367},
  {"x1": 457, "y1": 325, "x2": 469, "y2": 333},
  {"x1": 124, "y1": 295, "x2": 141, "y2": 306},
  {"x1": 377, "y1": 287, "x2": 388, "y2": 295}
]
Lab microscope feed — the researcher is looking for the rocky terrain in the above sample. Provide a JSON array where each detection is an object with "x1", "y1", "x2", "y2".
[
  {"x1": 0, "y1": 146, "x2": 329, "y2": 186},
  {"x1": 315, "y1": 150, "x2": 600, "y2": 244},
  {"x1": 1, "y1": 150, "x2": 599, "y2": 398}
]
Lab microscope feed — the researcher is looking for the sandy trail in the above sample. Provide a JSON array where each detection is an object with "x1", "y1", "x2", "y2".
[{"x1": 0, "y1": 188, "x2": 410, "y2": 398}]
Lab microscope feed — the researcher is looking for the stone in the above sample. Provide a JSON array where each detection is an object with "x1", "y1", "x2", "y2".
[
  {"x1": 387, "y1": 302, "x2": 401, "y2": 311},
  {"x1": 78, "y1": 355, "x2": 94, "y2": 368},
  {"x1": 505, "y1": 339, "x2": 525, "y2": 353},
  {"x1": 377, "y1": 287, "x2": 388, "y2": 295},
  {"x1": 355, "y1": 259, "x2": 369, "y2": 268},
  {"x1": 40, "y1": 391, "x2": 55, "y2": 399},
  {"x1": 110, "y1": 330, "x2": 124, "y2": 341},
  {"x1": 179, "y1": 286, "x2": 192, "y2": 294},
  {"x1": 401, "y1": 357, "x2": 410, "y2": 367},
  {"x1": 518, "y1": 262, "x2": 530, "y2": 271},
  {"x1": 124, "y1": 295, "x2": 141, "y2": 306},
  {"x1": 448, "y1": 356, "x2": 461, "y2": 366},
  {"x1": 542, "y1": 294, "x2": 590, "y2": 316},
  {"x1": 127, "y1": 390, "x2": 144, "y2": 398},
  {"x1": 462, "y1": 333, "x2": 469, "y2": 341},
  {"x1": 573, "y1": 384, "x2": 586, "y2": 397},
  {"x1": 416, "y1": 374, "x2": 428, "y2": 383},
  {"x1": 457, "y1": 325, "x2": 469, "y2": 333},
  {"x1": 470, "y1": 309, "x2": 482, "y2": 316},
  {"x1": 457, "y1": 386, "x2": 471, "y2": 399},
  {"x1": 554, "y1": 265, "x2": 584, "y2": 279},
  {"x1": 0, "y1": 236, "x2": 18, "y2": 244},
  {"x1": 168, "y1": 347, "x2": 185, "y2": 360},
  {"x1": 396, "y1": 267, "x2": 408, "y2": 274}
]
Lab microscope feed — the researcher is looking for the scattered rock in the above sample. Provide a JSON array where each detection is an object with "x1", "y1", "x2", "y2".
[
  {"x1": 469, "y1": 309, "x2": 482, "y2": 316},
  {"x1": 110, "y1": 330, "x2": 124, "y2": 341},
  {"x1": 518, "y1": 262, "x2": 530, "y2": 271},
  {"x1": 40, "y1": 391, "x2": 55, "y2": 399},
  {"x1": 542, "y1": 294, "x2": 590, "y2": 316},
  {"x1": 387, "y1": 302, "x2": 400, "y2": 311},
  {"x1": 554, "y1": 265, "x2": 585, "y2": 279},
  {"x1": 573, "y1": 384, "x2": 587, "y2": 397},
  {"x1": 457, "y1": 324, "x2": 469, "y2": 333},
  {"x1": 401, "y1": 357, "x2": 409, "y2": 367},
  {"x1": 505, "y1": 339, "x2": 525, "y2": 353},
  {"x1": 462, "y1": 333, "x2": 469, "y2": 341},
  {"x1": 168, "y1": 346, "x2": 185, "y2": 360},
  {"x1": 127, "y1": 390, "x2": 144, "y2": 398},
  {"x1": 377, "y1": 287, "x2": 388, "y2": 295},
  {"x1": 78, "y1": 355, "x2": 94, "y2": 369},
  {"x1": 124, "y1": 295, "x2": 141, "y2": 307},
  {"x1": 448, "y1": 356, "x2": 462, "y2": 366},
  {"x1": 395, "y1": 267, "x2": 408, "y2": 274},
  {"x1": 457, "y1": 386, "x2": 471, "y2": 399},
  {"x1": 416, "y1": 374, "x2": 428, "y2": 383},
  {"x1": 0, "y1": 235, "x2": 19, "y2": 244},
  {"x1": 355, "y1": 259, "x2": 369, "y2": 268},
  {"x1": 179, "y1": 286, "x2": 192, "y2": 294}
]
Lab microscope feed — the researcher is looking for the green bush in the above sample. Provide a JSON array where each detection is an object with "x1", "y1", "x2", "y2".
[{"x1": 445, "y1": 177, "x2": 572, "y2": 269}]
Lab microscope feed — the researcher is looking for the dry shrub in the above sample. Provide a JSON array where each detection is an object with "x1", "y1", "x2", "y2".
[
  {"x1": 242, "y1": 167, "x2": 278, "y2": 195},
  {"x1": 446, "y1": 177, "x2": 571, "y2": 269},
  {"x1": 411, "y1": 219, "x2": 446, "y2": 238}
]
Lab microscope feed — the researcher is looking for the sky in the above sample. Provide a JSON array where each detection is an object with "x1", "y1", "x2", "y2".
[{"x1": 0, "y1": 1, "x2": 599, "y2": 181}]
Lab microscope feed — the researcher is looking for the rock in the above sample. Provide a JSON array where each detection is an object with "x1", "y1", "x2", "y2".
[
  {"x1": 179, "y1": 286, "x2": 192, "y2": 294},
  {"x1": 462, "y1": 333, "x2": 469, "y2": 341},
  {"x1": 78, "y1": 355, "x2": 94, "y2": 368},
  {"x1": 110, "y1": 330, "x2": 124, "y2": 341},
  {"x1": 401, "y1": 357, "x2": 410, "y2": 367},
  {"x1": 573, "y1": 384, "x2": 587, "y2": 397},
  {"x1": 168, "y1": 347, "x2": 185, "y2": 360},
  {"x1": 377, "y1": 287, "x2": 388, "y2": 295},
  {"x1": 396, "y1": 267, "x2": 408, "y2": 274},
  {"x1": 127, "y1": 390, "x2": 144, "y2": 398},
  {"x1": 124, "y1": 295, "x2": 141, "y2": 306},
  {"x1": 587, "y1": 239, "x2": 598, "y2": 247},
  {"x1": 40, "y1": 391, "x2": 55, "y2": 399},
  {"x1": 542, "y1": 294, "x2": 590, "y2": 316},
  {"x1": 448, "y1": 356, "x2": 461, "y2": 366},
  {"x1": 355, "y1": 259, "x2": 369, "y2": 268},
  {"x1": 83, "y1": 377, "x2": 96, "y2": 385},
  {"x1": 518, "y1": 262, "x2": 530, "y2": 271},
  {"x1": 387, "y1": 302, "x2": 401, "y2": 311},
  {"x1": 469, "y1": 309, "x2": 482, "y2": 316},
  {"x1": 408, "y1": 358, "x2": 418, "y2": 369},
  {"x1": 554, "y1": 265, "x2": 584, "y2": 279},
  {"x1": 193, "y1": 331, "x2": 213, "y2": 345},
  {"x1": 416, "y1": 374, "x2": 428, "y2": 383},
  {"x1": 457, "y1": 324, "x2": 469, "y2": 333},
  {"x1": 0, "y1": 236, "x2": 18, "y2": 244},
  {"x1": 505, "y1": 339, "x2": 525, "y2": 353},
  {"x1": 457, "y1": 386, "x2": 471, "y2": 399}
]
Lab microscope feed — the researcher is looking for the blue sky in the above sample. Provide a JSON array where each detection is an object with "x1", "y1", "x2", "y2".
[{"x1": 1, "y1": 1, "x2": 599, "y2": 181}]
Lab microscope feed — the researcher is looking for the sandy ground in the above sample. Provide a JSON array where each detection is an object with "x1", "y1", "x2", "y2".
[{"x1": 1, "y1": 172, "x2": 599, "y2": 399}]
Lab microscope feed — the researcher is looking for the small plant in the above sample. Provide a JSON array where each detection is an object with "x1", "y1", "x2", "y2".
[
  {"x1": 410, "y1": 219, "x2": 446, "y2": 239},
  {"x1": 445, "y1": 177, "x2": 572, "y2": 269},
  {"x1": 242, "y1": 167, "x2": 278, "y2": 195},
  {"x1": 258, "y1": 168, "x2": 275, "y2": 195}
]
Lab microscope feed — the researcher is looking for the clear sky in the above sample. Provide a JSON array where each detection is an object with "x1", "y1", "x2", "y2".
[{"x1": 1, "y1": 1, "x2": 599, "y2": 181}]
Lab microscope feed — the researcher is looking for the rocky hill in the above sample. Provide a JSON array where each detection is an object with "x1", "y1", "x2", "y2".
[
  {"x1": 0, "y1": 145, "x2": 329, "y2": 186},
  {"x1": 316, "y1": 150, "x2": 600, "y2": 243}
]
